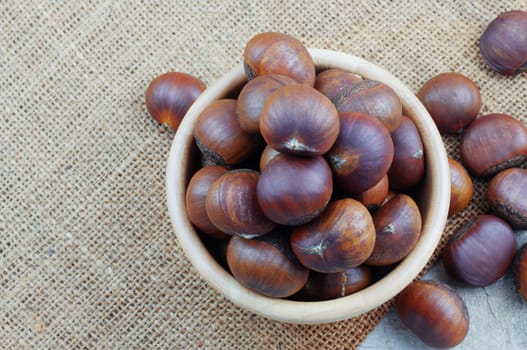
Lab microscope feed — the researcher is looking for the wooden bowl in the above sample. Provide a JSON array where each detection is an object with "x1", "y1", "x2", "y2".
[{"x1": 166, "y1": 49, "x2": 450, "y2": 324}]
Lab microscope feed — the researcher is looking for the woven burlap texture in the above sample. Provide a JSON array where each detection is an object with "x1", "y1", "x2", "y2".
[{"x1": 1, "y1": 1, "x2": 526, "y2": 349}]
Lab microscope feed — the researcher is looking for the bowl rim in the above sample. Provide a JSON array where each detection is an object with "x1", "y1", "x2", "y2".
[{"x1": 166, "y1": 48, "x2": 450, "y2": 324}]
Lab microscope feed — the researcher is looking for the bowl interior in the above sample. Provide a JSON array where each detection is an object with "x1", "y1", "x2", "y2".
[{"x1": 166, "y1": 48, "x2": 450, "y2": 324}]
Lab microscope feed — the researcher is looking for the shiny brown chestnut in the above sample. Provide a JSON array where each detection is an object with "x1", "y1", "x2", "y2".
[
  {"x1": 236, "y1": 74, "x2": 296, "y2": 134},
  {"x1": 387, "y1": 116, "x2": 425, "y2": 189},
  {"x1": 243, "y1": 32, "x2": 316, "y2": 86},
  {"x1": 513, "y1": 243, "x2": 527, "y2": 301},
  {"x1": 416, "y1": 72, "x2": 481, "y2": 134},
  {"x1": 460, "y1": 113, "x2": 527, "y2": 177},
  {"x1": 326, "y1": 111, "x2": 394, "y2": 194},
  {"x1": 443, "y1": 214, "x2": 516, "y2": 286},
  {"x1": 260, "y1": 84, "x2": 340, "y2": 156},
  {"x1": 194, "y1": 99, "x2": 261, "y2": 166},
  {"x1": 480, "y1": 10, "x2": 527, "y2": 75},
  {"x1": 333, "y1": 79, "x2": 402, "y2": 132},
  {"x1": 226, "y1": 232, "x2": 309, "y2": 298},
  {"x1": 487, "y1": 168, "x2": 527, "y2": 228},
  {"x1": 145, "y1": 71, "x2": 206, "y2": 131},
  {"x1": 314, "y1": 68, "x2": 362, "y2": 101},
  {"x1": 448, "y1": 157, "x2": 473, "y2": 216},
  {"x1": 205, "y1": 169, "x2": 275, "y2": 238},
  {"x1": 259, "y1": 145, "x2": 281, "y2": 171},
  {"x1": 354, "y1": 174, "x2": 389, "y2": 212},
  {"x1": 397, "y1": 280, "x2": 469, "y2": 349},
  {"x1": 365, "y1": 194, "x2": 422, "y2": 266},
  {"x1": 257, "y1": 154, "x2": 333, "y2": 225},
  {"x1": 185, "y1": 165, "x2": 229, "y2": 239},
  {"x1": 294, "y1": 266, "x2": 371, "y2": 301},
  {"x1": 291, "y1": 198, "x2": 376, "y2": 273}
]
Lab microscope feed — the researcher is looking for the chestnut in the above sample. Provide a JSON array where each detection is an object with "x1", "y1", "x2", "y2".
[
  {"x1": 354, "y1": 174, "x2": 389, "y2": 212},
  {"x1": 145, "y1": 71, "x2": 206, "y2": 131},
  {"x1": 194, "y1": 99, "x2": 261, "y2": 166},
  {"x1": 291, "y1": 198, "x2": 376, "y2": 273},
  {"x1": 314, "y1": 68, "x2": 362, "y2": 101},
  {"x1": 416, "y1": 72, "x2": 481, "y2": 134},
  {"x1": 226, "y1": 232, "x2": 309, "y2": 298},
  {"x1": 387, "y1": 116, "x2": 425, "y2": 189},
  {"x1": 513, "y1": 243, "x2": 527, "y2": 301},
  {"x1": 333, "y1": 79, "x2": 402, "y2": 132},
  {"x1": 294, "y1": 266, "x2": 371, "y2": 301},
  {"x1": 185, "y1": 165, "x2": 229, "y2": 239},
  {"x1": 236, "y1": 74, "x2": 297, "y2": 134},
  {"x1": 443, "y1": 214, "x2": 516, "y2": 286},
  {"x1": 259, "y1": 144, "x2": 281, "y2": 171},
  {"x1": 260, "y1": 84, "x2": 340, "y2": 156},
  {"x1": 243, "y1": 32, "x2": 316, "y2": 86},
  {"x1": 257, "y1": 154, "x2": 333, "y2": 225},
  {"x1": 365, "y1": 194, "x2": 422, "y2": 266},
  {"x1": 480, "y1": 10, "x2": 527, "y2": 75},
  {"x1": 205, "y1": 169, "x2": 276, "y2": 238},
  {"x1": 448, "y1": 157, "x2": 473, "y2": 216},
  {"x1": 460, "y1": 113, "x2": 527, "y2": 177},
  {"x1": 326, "y1": 111, "x2": 394, "y2": 194},
  {"x1": 487, "y1": 167, "x2": 527, "y2": 228},
  {"x1": 397, "y1": 280, "x2": 469, "y2": 348}
]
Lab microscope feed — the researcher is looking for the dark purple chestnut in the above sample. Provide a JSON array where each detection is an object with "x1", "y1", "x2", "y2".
[
  {"x1": 314, "y1": 68, "x2": 362, "y2": 101},
  {"x1": 226, "y1": 232, "x2": 309, "y2": 298},
  {"x1": 460, "y1": 113, "x2": 527, "y2": 177},
  {"x1": 257, "y1": 154, "x2": 333, "y2": 225},
  {"x1": 194, "y1": 99, "x2": 261, "y2": 166},
  {"x1": 443, "y1": 214, "x2": 517, "y2": 286},
  {"x1": 205, "y1": 169, "x2": 275, "y2": 238},
  {"x1": 145, "y1": 71, "x2": 205, "y2": 131},
  {"x1": 487, "y1": 167, "x2": 527, "y2": 228},
  {"x1": 480, "y1": 10, "x2": 527, "y2": 75},
  {"x1": 448, "y1": 157, "x2": 473, "y2": 217},
  {"x1": 326, "y1": 111, "x2": 394, "y2": 194},
  {"x1": 387, "y1": 116, "x2": 425, "y2": 189},
  {"x1": 397, "y1": 280, "x2": 469, "y2": 348},
  {"x1": 333, "y1": 80, "x2": 402, "y2": 132},
  {"x1": 365, "y1": 194, "x2": 422, "y2": 266},
  {"x1": 416, "y1": 72, "x2": 481, "y2": 134},
  {"x1": 260, "y1": 84, "x2": 340, "y2": 156},
  {"x1": 513, "y1": 243, "x2": 527, "y2": 301},
  {"x1": 243, "y1": 32, "x2": 316, "y2": 86},
  {"x1": 236, "y1": 74, "x2": 297, "y2": 134},
  {"x1": 291, "y1": 198, "x2": 376, "y2": 273}
]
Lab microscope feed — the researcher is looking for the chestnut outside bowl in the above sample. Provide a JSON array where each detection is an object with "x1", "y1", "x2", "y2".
[{"x1": 166, "y1": 49, "x2": 450, "y2": 324}]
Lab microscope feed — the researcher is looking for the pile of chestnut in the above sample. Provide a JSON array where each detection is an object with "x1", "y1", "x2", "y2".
[{"x1": 146, "y1": 9, "x2": 527, "y2": 350}]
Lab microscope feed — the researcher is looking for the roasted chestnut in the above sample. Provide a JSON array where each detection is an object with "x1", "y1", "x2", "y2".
[
  {"x1": 185, "y1": 165, "x2": 229, "y2": 239},
  {"x1": 354, "y1": 174, "x2": 389, "y2": 212},
  {"x1": 236, "y1": 74, "x2": 296, "y2": 133},
  {"x1": 480, "y1": 10, "x2": 527, "y2": 75},
  {"x1": 513, "y1": 243, "x2": 527, "y2": 301},
  {"x1": 443, "y1": 214, "x2": 516, "y2": 286},
  {"x1": 145, "y1": 71, "x2": 206, "y2": 131},
  {"x1": 314, "y1": 68, "x2": 362, "y2": 101},
  {"x1": 257, "y1": 154, "x2": 333, "y2": 225},
  {"x1": 397, "y1": 280, "x2": 469, "y2": 348},
  {"x1": 194, "y1": 99, "x2": 261, "y2": 166},
  {"x1": 448, "y1": 157, "x2": 473, "y2": 216},
  {"x1": 226, "y1": 232, "x2": 309, "y2": 298},
  {"x1": 291, "y1": 198, "x2": 376, "y2": 273},
  {"x1": 387, "y1": 116, "x2": 425, "y2": 189},
  {"x1": 243, "y1": 32, "x2": 316, "y2": 86},
  {"x1": 260, "y1": 84, "x2": 340, "y2": 156},
  {"x1": 416, "y1": 72, "x2": 481, "y2": 134},
  {"x1": 294, "y1": 266, "x2": 371, "y2": 301},
  {"x1": 487, "y1": 167, "x2": 527, "y2": 228},
  {"x1": 326, "y1": 111, "x2": 394, "y2": 194},
  {"x1": 333, "y1": 79, "x2": 402, "y2": 132},
  {"x1": 460, "y1": 113, "x2": 527, "y2": 177},
  {"x1": 205, "y1": 169, "x2": 275, "y2": 238},
  {"x1": 365, "y1": 194, "x2": 422, "y2": 266}
]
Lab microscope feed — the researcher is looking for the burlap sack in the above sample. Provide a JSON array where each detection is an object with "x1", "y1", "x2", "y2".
[{"x1": 1, "y1": 1, "x2": 525, "y2": 348}]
